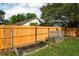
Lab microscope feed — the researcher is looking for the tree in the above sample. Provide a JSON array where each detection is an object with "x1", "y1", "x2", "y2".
[
  {"x1": 10, "y1": 13, "x2": 26, "y2": 24},
  {"x1": 40, "y1": 3, "x2": 79, "y2": 27},
  {"x1": 40, "y1": 3, "x2": 63, "y2": 26},
  {"x1": 40, "y1": 3, "x2": 63, "y2": 19},
  {"x1": 26, "y1": 13, "x2": 37, "y2": 19},
  {"x1": 3, "y1": 20, "x2": 10, "y2": 25},
  {"x1": 16, "y1": 13, "x2": 26, "y2": 22},
  {"x1": 10, "y1": 13, "x2": 37, "y2": 24},
  {"x1": 10, "y1": 15, "x2": 17, "y2": 24},
  {"x1": 62, "y1": 4, "x2": 79, "y2": 27}
]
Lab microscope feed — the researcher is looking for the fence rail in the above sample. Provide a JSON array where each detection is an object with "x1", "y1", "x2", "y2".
[{"x1": 0, "y1": 25, "x2": 79, "y2": 50}]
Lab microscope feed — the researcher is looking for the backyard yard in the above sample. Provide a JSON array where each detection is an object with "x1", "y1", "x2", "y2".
[
  {"x1": 25, "y1": 37, "x2": 79, "y2": 56},
  {"x1": 6, "y1": 37, "x2": 79, "y2": 56}
]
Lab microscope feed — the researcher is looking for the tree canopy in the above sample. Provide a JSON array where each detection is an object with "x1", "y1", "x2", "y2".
[
  {"x1": 26, "y1": 13, "x2": 37, "y2": 19},
  {"x1": 10, "y1": 13, "x2": 37, "y2": 24},
  {"x1": 3, "y1": 20, "x2": 10, "y2": 25},
  {"x1": 40, "y1": 3, "x2": 79, "y2": 27},
  {"x1": 16, "y1": 13, "x2": 26, "y2": 22},
  {"x1": 10, "y1": 15, "x2": 17, "y2": 24}
]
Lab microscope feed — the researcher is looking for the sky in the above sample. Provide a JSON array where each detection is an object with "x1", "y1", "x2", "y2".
[{"x1": 0, "y1": 3, "x2": 47, "y2": 19}]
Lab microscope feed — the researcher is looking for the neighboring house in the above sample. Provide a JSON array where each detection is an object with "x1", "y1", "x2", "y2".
[
  {"x1": 15, "y1": 18, "x2": 44, "y2": 26},
  {"x1": 0, "y1": 10, "x2": 5, "y2": 24}
]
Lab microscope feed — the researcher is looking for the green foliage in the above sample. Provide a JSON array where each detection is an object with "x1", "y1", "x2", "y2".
[
  {"x1": 40, "y1": 16, "x2": 54, "y2": 26},
  {"x1": 40, "y1": 3, "x2": 63, "y2": 26},
  {"x1": 26, "y1": 13, "x2": 37, "y2": 19},
  {"x1": 40, "y1": 3, "x2": 63, "y2": 19},
  {"x1": 40, "y1": 3, "x2": 79, "y2": 27},
  {"x1": 10, "y1": 13, "x2": 37, "y2": 24},
  {"x1": 16, "y1": 13, "x2": 26, "y2": 22},
  {"x1": 10, "y1": 15, "x2": 17, "y2": 24},
  {"x1": 6, "y1": 52, "x2": 16, "y2": 56},
  {"x1": 10, "y1": 14, "x2": 26, "y2": 24},
  {"x1": 3, "y1": 19, "x2": 10, "y2": 25},
  {"x1": 30, "y1": 22, "x2": 38, "y2": 26}
]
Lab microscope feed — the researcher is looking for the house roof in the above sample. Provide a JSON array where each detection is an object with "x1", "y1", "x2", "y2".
[
  {"x1": 15, "y1": 18, "x2": 44, "y2": 26},
  {"x1": 15, "y1": 19, "x2": 34, "y2": 25}
]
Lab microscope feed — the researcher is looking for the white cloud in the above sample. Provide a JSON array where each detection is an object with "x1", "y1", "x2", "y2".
[
  {"x1": 4, "y1": 3, "x2": 47, "y2": 19},
  {"x1": 28, "y1": 3, "x2": 46, "y2": 8},
  {"x1": 5, "y1": 6, "x2": 28, "y2": 19}
]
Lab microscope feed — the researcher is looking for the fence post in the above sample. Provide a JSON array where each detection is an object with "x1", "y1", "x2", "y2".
[
  {"x1": 2, "y1": 25, "x2": 6, "y2": 48},
  {"x1": 10, "y1": 25, "x2": 13, "y2": 49},
  {"x1": 48, "y1": 27, "x2": 50, "y2": 39},
  {"x1": 35, "y1": 26, "x2": 37, "y2": 42}
]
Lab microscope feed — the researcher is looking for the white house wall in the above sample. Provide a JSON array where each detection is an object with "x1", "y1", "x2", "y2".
[{"x1": 23, "y1": 19, "x2": 40, "y2": 26}]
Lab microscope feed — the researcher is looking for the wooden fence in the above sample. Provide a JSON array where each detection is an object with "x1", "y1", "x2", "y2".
[
  {"x1": 0, "y1": 25, "x2": 79, "y2": 50},
  {"x1": 64, "y1": 27, "x2": 79, "y2": 37},
  {"x1": 0, "y1": 25, "x2": 63, "y2": 50}
]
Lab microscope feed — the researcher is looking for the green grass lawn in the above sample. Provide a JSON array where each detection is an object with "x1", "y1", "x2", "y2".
[{"x1": 28, "y1": 37, "x2": 79, "y2": 56}]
